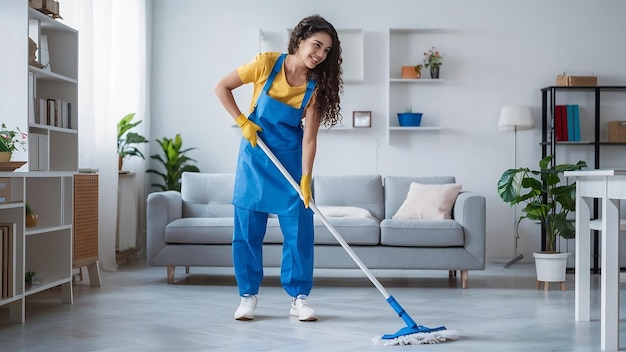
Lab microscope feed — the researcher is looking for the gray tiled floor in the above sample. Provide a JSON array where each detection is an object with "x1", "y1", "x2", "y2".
[{"x1": 0, "y1": 259, "x2": 621, "y2": 351}]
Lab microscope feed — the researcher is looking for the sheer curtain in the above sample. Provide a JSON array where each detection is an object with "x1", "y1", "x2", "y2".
[{"x1": 62, "y1": 0, "x2": 150, "y2": 271}]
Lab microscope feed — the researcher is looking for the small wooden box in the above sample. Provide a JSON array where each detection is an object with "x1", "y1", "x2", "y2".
[
  {"x1": 28, "y1": 0, "x2": 44, "y2": 9},
  {"x1": 556, "y1": 75, "x2": 597, "y2": 87},
  {"x1": 0, "y1": 178, "x2": 10, "y2": 203},
  {"x1": 40, "y1": 0, "x2": 60, "y2": 17},
  {"x1": 608, "y1": 121, "x2": 626, "y2": 143}
]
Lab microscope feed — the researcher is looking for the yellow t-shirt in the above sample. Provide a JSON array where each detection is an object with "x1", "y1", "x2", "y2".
[{"x1": 237, "y1": 52, "x2": 307, "y2": 113}]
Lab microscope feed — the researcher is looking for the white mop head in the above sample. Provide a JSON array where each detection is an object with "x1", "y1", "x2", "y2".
[{"x1": 372, "y1": 329, "x2": 459, "y2": 346}]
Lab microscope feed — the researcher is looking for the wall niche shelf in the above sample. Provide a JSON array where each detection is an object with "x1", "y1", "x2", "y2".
[{"x1": 387, "y1": 28, "x2": 448, "y2": 144}]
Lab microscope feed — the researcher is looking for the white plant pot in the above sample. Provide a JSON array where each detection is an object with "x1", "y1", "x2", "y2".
[{"x1": 533, "y1": 252, "x2": 572, "y2": 282}]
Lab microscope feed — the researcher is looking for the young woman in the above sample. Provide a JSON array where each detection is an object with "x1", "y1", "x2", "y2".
[{"x1": 214, "y1": 14, "x2": 342, "y2": 321}]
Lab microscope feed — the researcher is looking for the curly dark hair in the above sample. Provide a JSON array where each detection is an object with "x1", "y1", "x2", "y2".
[{"x1": 288, "y1": 15, "x2": 343, "y2": 128}]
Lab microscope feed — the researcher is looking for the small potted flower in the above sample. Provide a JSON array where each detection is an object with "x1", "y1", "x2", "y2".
[
  {"x1": 423, "y1": 46, "x2": 444, "y2": 79},
  {"x1": 0, "y1": 123, "x2": 27, "y2": 161}
]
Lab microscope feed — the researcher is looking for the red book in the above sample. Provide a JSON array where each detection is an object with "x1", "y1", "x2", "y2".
[
  {"x1": 555, "y1": 105, "x2": 565, "y2": 141},
  {"x1": 555, "y1": 105, "x2": 562, "y2": 141}
]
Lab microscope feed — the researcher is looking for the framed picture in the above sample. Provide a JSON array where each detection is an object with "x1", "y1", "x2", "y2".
[{"x1": 353, "y1": 111, "x2": 371, "y2": 128}]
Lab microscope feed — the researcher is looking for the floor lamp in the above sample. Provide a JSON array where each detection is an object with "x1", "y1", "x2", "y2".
[{"x1": 498, "y1": 106, "x2": 535, "y2": 268}]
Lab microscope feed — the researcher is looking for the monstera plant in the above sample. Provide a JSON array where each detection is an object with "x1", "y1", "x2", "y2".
[{"x1": 497, "y1": 155, "x2": 587, "y2": 253}]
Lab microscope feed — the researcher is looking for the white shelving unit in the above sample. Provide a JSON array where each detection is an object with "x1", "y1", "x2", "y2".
[
  {"x1": 387, "y1": 28, "x2": 447, "y2": 143},
  {"x1": 27, "y1": 8, "x2": 78, "y2": 172},
  {"x1": 0, "y1": 6, "x2": 77, "y2": 324}
]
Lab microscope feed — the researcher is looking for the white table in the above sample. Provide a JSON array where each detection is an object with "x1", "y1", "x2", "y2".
[{"x1": 565, "y1": 169, "x2": 626, "y2": 351}]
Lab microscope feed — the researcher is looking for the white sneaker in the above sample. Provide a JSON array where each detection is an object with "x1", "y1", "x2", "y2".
[
  {"x1": 290, "y1": 295, "x2": 317, "y2": 321},
  {"x1": 234, "y1": 295, "x2": 257, "y2": 321}
]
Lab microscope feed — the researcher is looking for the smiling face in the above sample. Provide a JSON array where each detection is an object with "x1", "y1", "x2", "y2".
[{"x1": 296, "y1": 31, "x2": 333, "y2": 69}]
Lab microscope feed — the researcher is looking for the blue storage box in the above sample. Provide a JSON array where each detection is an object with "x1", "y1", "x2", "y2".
[{"x1": 397, "y1": 113, "x2": 423, "y2": 126}]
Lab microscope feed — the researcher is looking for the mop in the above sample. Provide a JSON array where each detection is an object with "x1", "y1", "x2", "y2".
[{"x1": 256, "y1": 138, "x2": 458, "y2": 346}]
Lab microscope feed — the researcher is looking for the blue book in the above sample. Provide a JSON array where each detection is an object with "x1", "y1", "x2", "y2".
[
  {"x1": 567, "y1": 105, "x2": 575, "y2": 141},
  {"x1": 572, "y1": 104, "x2": 581, "y2": 141}
]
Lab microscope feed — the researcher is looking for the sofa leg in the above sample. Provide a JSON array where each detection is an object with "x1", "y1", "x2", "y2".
[
  {"x1": 461, "y1": 270, "x2": 468, "y2": 288},
  {"x1": 167, "y1": 266, "x2": 175, "y2": 284},
  {"x1": 185, "y1": 266, "x2": 190, "y2": 274},
  {"x1": 448, "y1": 270, "x2": 457, "y2": 277}
]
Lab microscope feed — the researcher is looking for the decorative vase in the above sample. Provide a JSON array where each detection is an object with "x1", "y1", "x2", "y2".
[
  {"x1": 119, "y1": 156, "x2": 123, "y2": 171},
  {"x1": 0, "y1": 152, "x2": 11, "y2": 162},
  {"x1": 26, "y1": 213, "x2": 38, "y2": 228},
  {"x1": 401, "y1": 66, "x2": 420, "y2": 79},
  {"x1": 430, "y1": 66, "x2": 440, "y2": 79}
]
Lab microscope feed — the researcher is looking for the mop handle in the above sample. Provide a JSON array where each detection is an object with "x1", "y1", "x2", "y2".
[{"x1": 256, "y1": 138, "x2": 391, "y2": 299}]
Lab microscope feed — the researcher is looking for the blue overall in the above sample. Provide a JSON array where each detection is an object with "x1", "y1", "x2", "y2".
[{"x1": 232, "y1": 53, "x2": 316, "y2": 298}]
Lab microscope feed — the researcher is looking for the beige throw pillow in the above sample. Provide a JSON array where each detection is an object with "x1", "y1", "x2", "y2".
[{"x1": 392, "y1": 183, "x2": 462, "y2": 220}]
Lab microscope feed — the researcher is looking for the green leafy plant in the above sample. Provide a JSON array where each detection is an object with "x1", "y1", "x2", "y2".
[
  {"x1": 497, "y1": 155, "x2": 587, "y2": 253},
  {"x1": 0, "y1": 123, "x2": 27, "y2": 153},
  {"x1": 117, "y1": 113, "x2": 148, "y2": 162},
  {"x1": 423, "y1": 46, "x2": 444, "y2": 68},
  {"x1": 25, "y1": 270, "x2": 36, "y2": 285},
  {"x1": 25, "y1": 202, "x2": 34, "y2": 215},
  {"x1": 146, "y1": 134, "x2": 200, "y2": 191}
]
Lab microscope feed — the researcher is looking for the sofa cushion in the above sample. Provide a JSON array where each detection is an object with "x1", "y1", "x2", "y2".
[
  {"x1": 393, "y1": 183, "x2": 461, "y2": 220},
  {"x1": 313, "y1": 175, "x2": 384, "y2": 221},
  {"x1": 181, "y1": 173, "x2": 235, "y2": 218},
  {"x1": 317, "y1": 206, "x2": 374, "y2": 218},
  {"x1": 384, "y1": 176, "x2": 456, "y2": 219},
  {"x1": 262, "y1": 216, "x2": 380, "y2": 245},
  {"x1": 313, "y1": 216, "x2": 380, "y2": 245},
  {"x1": 380, "y1": 219, "x2": 464, "y2": 247},
  {"x1": 165, "y1": 217, "x2": 233, "y2": 244}
]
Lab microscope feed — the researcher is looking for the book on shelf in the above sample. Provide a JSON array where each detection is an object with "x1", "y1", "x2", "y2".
[
  {"x1": 36, "y1": 98, "x2": 72, "y2": 129},
  {"x1": 555, "y1": 105, "x2": 567, "y2": 141},
  {"x1": 46, "y1": 98, "x2": 55, "y2": 126},
  {"x1": 1, "y1": 223, "x2": 15, "y2": 298},
  {"x1": 28, "y1": 72, "x2": 35, "y2": 124},
  {"x1": 572, "y1": 104, "x2": 581, "y2": 141},
  {"x1": 566, "y1": 104, "x2": 575, "y2": 141}
]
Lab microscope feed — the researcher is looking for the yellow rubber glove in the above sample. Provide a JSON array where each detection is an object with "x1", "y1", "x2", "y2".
[
  {"x1": 300, "y1": 174, "x2": 312, "y2": 208},
  {"x1": 235, "y1": 114, "x2": 262, "y2": 147}
]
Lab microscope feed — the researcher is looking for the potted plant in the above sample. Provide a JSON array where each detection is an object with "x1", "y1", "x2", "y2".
[
  {"x1": 146, "y1": 133, "x2": 200, "y2": 192},
  {"x1": 0, "y1": 123, "x2": 27, "y2": 162},
  {"x1": 497, "y1": 154, "x2": 586, "y2": 287},
  {"x1": 25, "y1": 202, "x2": 38, "y2": 227},
  {"x1": 117, "y1": 113, "x2": 148, "y2": 171},
  {"x1": 423, "y1": 46, "x2": 444, "y2": 79},
  {"x1": 396, "y1": 105, "x2": 423, "y2": 127},
  {"x1": 25, "y1": 270, "x2": 36, "y2": 290}
]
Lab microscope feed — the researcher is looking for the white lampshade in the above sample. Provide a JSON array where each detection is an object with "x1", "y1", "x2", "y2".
[{"x1": 497, "y1": 106, "x2": 535, "y2": 131}]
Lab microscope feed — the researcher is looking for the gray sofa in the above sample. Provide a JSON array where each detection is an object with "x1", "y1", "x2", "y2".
[{"x1": 147, "y1": 173, "x2": 486, "y2": 288}]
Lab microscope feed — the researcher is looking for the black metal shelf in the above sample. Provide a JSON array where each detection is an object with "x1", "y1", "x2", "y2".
[{"x1": 541, "y1": 85, "x2": 626, "y2": 273}]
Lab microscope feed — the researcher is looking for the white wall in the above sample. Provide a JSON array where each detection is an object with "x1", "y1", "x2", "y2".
[
  {"x1": 0, "y1": 0, "x2": 28, "y2": 163},
  {"x1": 148, "y1": 0, "x2": 626, "y2": 262}
]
